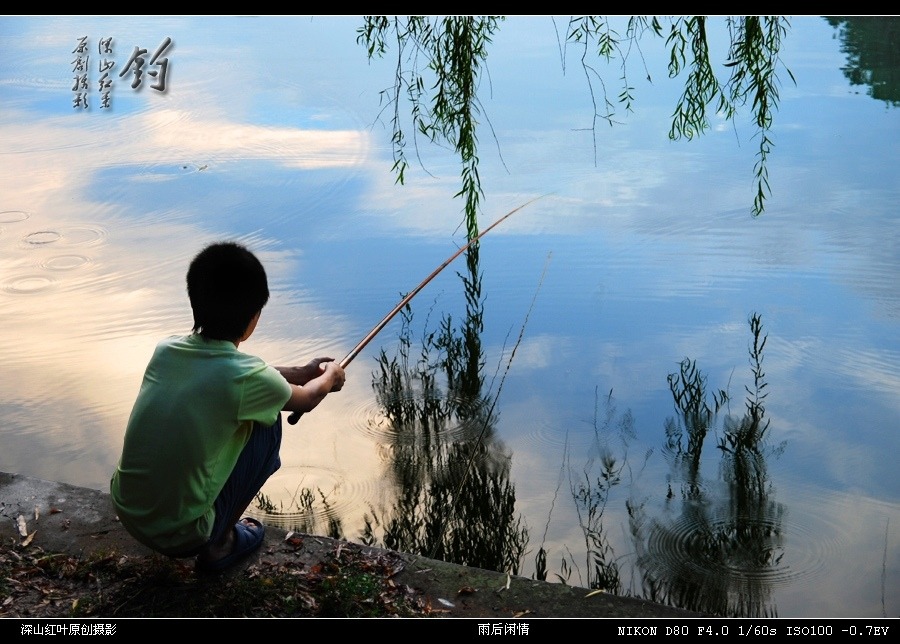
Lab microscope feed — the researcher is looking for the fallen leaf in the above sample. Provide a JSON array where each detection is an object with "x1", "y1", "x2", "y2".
[
  {"x1": 437, "y1": 598, "x2": 455, "y2": 608},
  {"x1": 34, "y1": 506, "x2": 40, "y2": 521},
  {"x1": 50, "y1": 508, "x2": 61, "y2": 514},
  {"x1": 16, "y1": 515, "x2": 27, "y2": 538},
  {"x1": 457, "y1": 586, "x2": 477, "y2": 596},
  {"x1": 584, "y1": 589, "x2": 605, "y2": 598},
  {"x1": 21, "y1": 531, "x2": 36, "y2": 547}
]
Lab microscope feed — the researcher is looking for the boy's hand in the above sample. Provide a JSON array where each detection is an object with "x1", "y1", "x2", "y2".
[
  {"x1": 283, "y1": 358, "x2": 346, "y2": 423},
  {"x1": 276, "y1": 358, "x2": 335, "y2": 386},
  {"x1": 319, "y1": 360, "x2": 345, "y2": 392},
  {"x1": 305, "y1": 356, "x2": 334, "y2": 371}
]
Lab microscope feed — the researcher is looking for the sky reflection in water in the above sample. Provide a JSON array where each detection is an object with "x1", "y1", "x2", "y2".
[{"x1": 0, "y1": 16, "x2": 898, "y2": 617}]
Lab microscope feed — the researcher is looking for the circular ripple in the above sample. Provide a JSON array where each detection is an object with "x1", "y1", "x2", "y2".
[
  {"x1": 58, "y1": 224, "x2": 108, "y2": 247},
  {"x1": 41, "y1": 254, "x2": 91, "y2": 271},
  {"x1": 517, "y1": 418, "x2": 599, "y2": 453},
  {"x1": 639, "y1": 498, "x2": 840, "y2": 593},
  {"x1": 347, "y1": 391, "x2": 489, "y2": 444},
  {"x1": 139, "y1": 162, "x2": 209, "y2": 177},
  {"x1": 253, "y1": 465, "x2": 374, "y2": 533},
  {"x1": 22, "y1": 230, "x2": 61, "y2": 245},
  {"x1": 4, "y1": 274, "x2": 55, "y2": 294},
  {"x1": 0, "y1": 210, "x2": 29, "y2": 223}
]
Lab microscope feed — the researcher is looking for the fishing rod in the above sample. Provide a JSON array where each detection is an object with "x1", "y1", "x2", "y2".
[{"x1": 287, "y1": 196, "x2": 543, "y2": 425}]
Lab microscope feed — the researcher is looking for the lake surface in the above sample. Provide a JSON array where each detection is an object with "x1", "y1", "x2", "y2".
[{"x1": 1, "y1": 16, "x2": 898, "y2": 618}]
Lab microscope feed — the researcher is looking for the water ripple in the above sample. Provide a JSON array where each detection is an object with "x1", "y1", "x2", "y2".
[
  {"x1": 41, "y1": 254, "x2": 91, "y2": 271},
  {"x1": 344, "y1": 391, "x2": 489, "y2": 445},
  {"x1": 0, "y1": 210, "x2": 30, "y2": 223},
  {"x1": 58, "y1": 224, "x2": 109, "y2": 247},
  {"x1": 22, "y1": 230, "x2": 61, "y2": 245},
  {"x1": 17, "y1": 225, "x2": 107, "y2": 248},
  {"x1": 3, "y1": 274, "x2": 55, "y2": 294},
  {"x1": 135, "y1": 161, "x2": 210, "y2": 179},
  {"x1": 254, "y1": 465, "x2": 374, "y2": 533},
  {"x1": 640, "y1": 495, "x2": 842, "y2": 594}
]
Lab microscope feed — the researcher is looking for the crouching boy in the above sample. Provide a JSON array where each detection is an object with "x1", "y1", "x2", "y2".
[{"x1": 111, "y1": 242, "x2": 345, "y2": 572}]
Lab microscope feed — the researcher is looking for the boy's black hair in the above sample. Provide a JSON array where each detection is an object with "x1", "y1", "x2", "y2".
[{"x1": 186, "y1": 242, "x2": 270, "y2": 341}]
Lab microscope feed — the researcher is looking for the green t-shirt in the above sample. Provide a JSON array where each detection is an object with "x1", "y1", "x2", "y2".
[{"x1": 110, "y1": 334, "x2": 292, "y2": 555}]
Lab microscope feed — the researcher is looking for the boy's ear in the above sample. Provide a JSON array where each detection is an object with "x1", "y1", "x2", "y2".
[{"x1": 239, "y1": 311, "x2": 262, "y2": 343}]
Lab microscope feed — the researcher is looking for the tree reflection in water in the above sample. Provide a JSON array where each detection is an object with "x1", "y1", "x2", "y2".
[
  {"x1": 259, "y1": 300, "x2": 786, "y2": 616},
  {"x1": 364, "y1": 244, "x2": 529, "y2": 574},
  {"x1": 826, "y1": 16, "x2": 900, "y2": 107},
  {"x1": 534, "y1": 313, "x2": 785, "y2": 616},
  {"x1": 558, "y1": 388, "x2": 646, "y2": 594},
  {"x1": 630, "y1": 313, "x2": 785, "y2": 617}
]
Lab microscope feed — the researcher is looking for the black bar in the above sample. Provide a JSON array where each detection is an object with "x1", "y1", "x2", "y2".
[{"x1": 4, "y1": 617, "x2": 899, "y2": 638}]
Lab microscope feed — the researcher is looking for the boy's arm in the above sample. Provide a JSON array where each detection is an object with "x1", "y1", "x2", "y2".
[
  {"x1": 280, "y1": 361, "x2": 345, "y2": 414},
  {"x1": 275, "y1": 358, "x2": 336, "y2": 386}
]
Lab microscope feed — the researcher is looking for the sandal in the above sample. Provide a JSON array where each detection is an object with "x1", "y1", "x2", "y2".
[{"x1": 196, "y1": 517, "x2": 265, "y2": 574}]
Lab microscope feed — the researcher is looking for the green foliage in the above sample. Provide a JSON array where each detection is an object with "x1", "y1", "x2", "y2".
[
  {"x1": 359, "y1": 16, "x2": 794, "y2": 222},
  {"x1": 578, "y1": 16, "x2": 793, "y2": 216},
  {"x1": 667, "y1": 17, "x2": 733, "y2": 140},
  {"x1": 725, "y1": 17, "x2": 793, "y2": 215},
  {"x1": 358, "y1": 16, "x2": 503, "y2": 239},
  {"x1": 318, "y1": 569, "x2": 384, "y2": 617}
]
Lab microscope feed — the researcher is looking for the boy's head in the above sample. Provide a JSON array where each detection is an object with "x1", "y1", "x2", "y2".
[{"x1": 187, "y1": 242, "x2": 270, "y2": 341}]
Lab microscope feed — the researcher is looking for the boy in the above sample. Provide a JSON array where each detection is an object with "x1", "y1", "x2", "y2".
[{"x1": 110, "y1": 242, "x2": 345, "y2": 572}]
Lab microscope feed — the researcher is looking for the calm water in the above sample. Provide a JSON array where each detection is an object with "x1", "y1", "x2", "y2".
[{"x1": 1, "y1": 16, "x2": 898, "y2": 618}]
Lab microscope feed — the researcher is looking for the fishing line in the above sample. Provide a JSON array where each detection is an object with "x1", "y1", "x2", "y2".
[{"x1": 427, "y1": 251, "x2": 553, "y2": 562}]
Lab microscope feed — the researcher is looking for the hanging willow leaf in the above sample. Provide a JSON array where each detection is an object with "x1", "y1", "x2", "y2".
[{"x1": 359, "y1": 16, "x2": 793, "y2": 217}]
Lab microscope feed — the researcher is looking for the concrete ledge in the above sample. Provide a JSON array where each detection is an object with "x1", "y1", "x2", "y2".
[{"x1": 1, "y1": 471, "x2": 703, "y2": 618}]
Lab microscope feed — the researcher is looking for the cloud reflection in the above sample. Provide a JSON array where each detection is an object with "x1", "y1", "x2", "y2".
[{"x1": 0, "y1": 100, "x2": 373, "y2": 489}]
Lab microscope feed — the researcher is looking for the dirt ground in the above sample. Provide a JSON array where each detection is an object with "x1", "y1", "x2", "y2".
[{"x1": 1, "y1": 471, "x2": 703, "y2": 619}]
